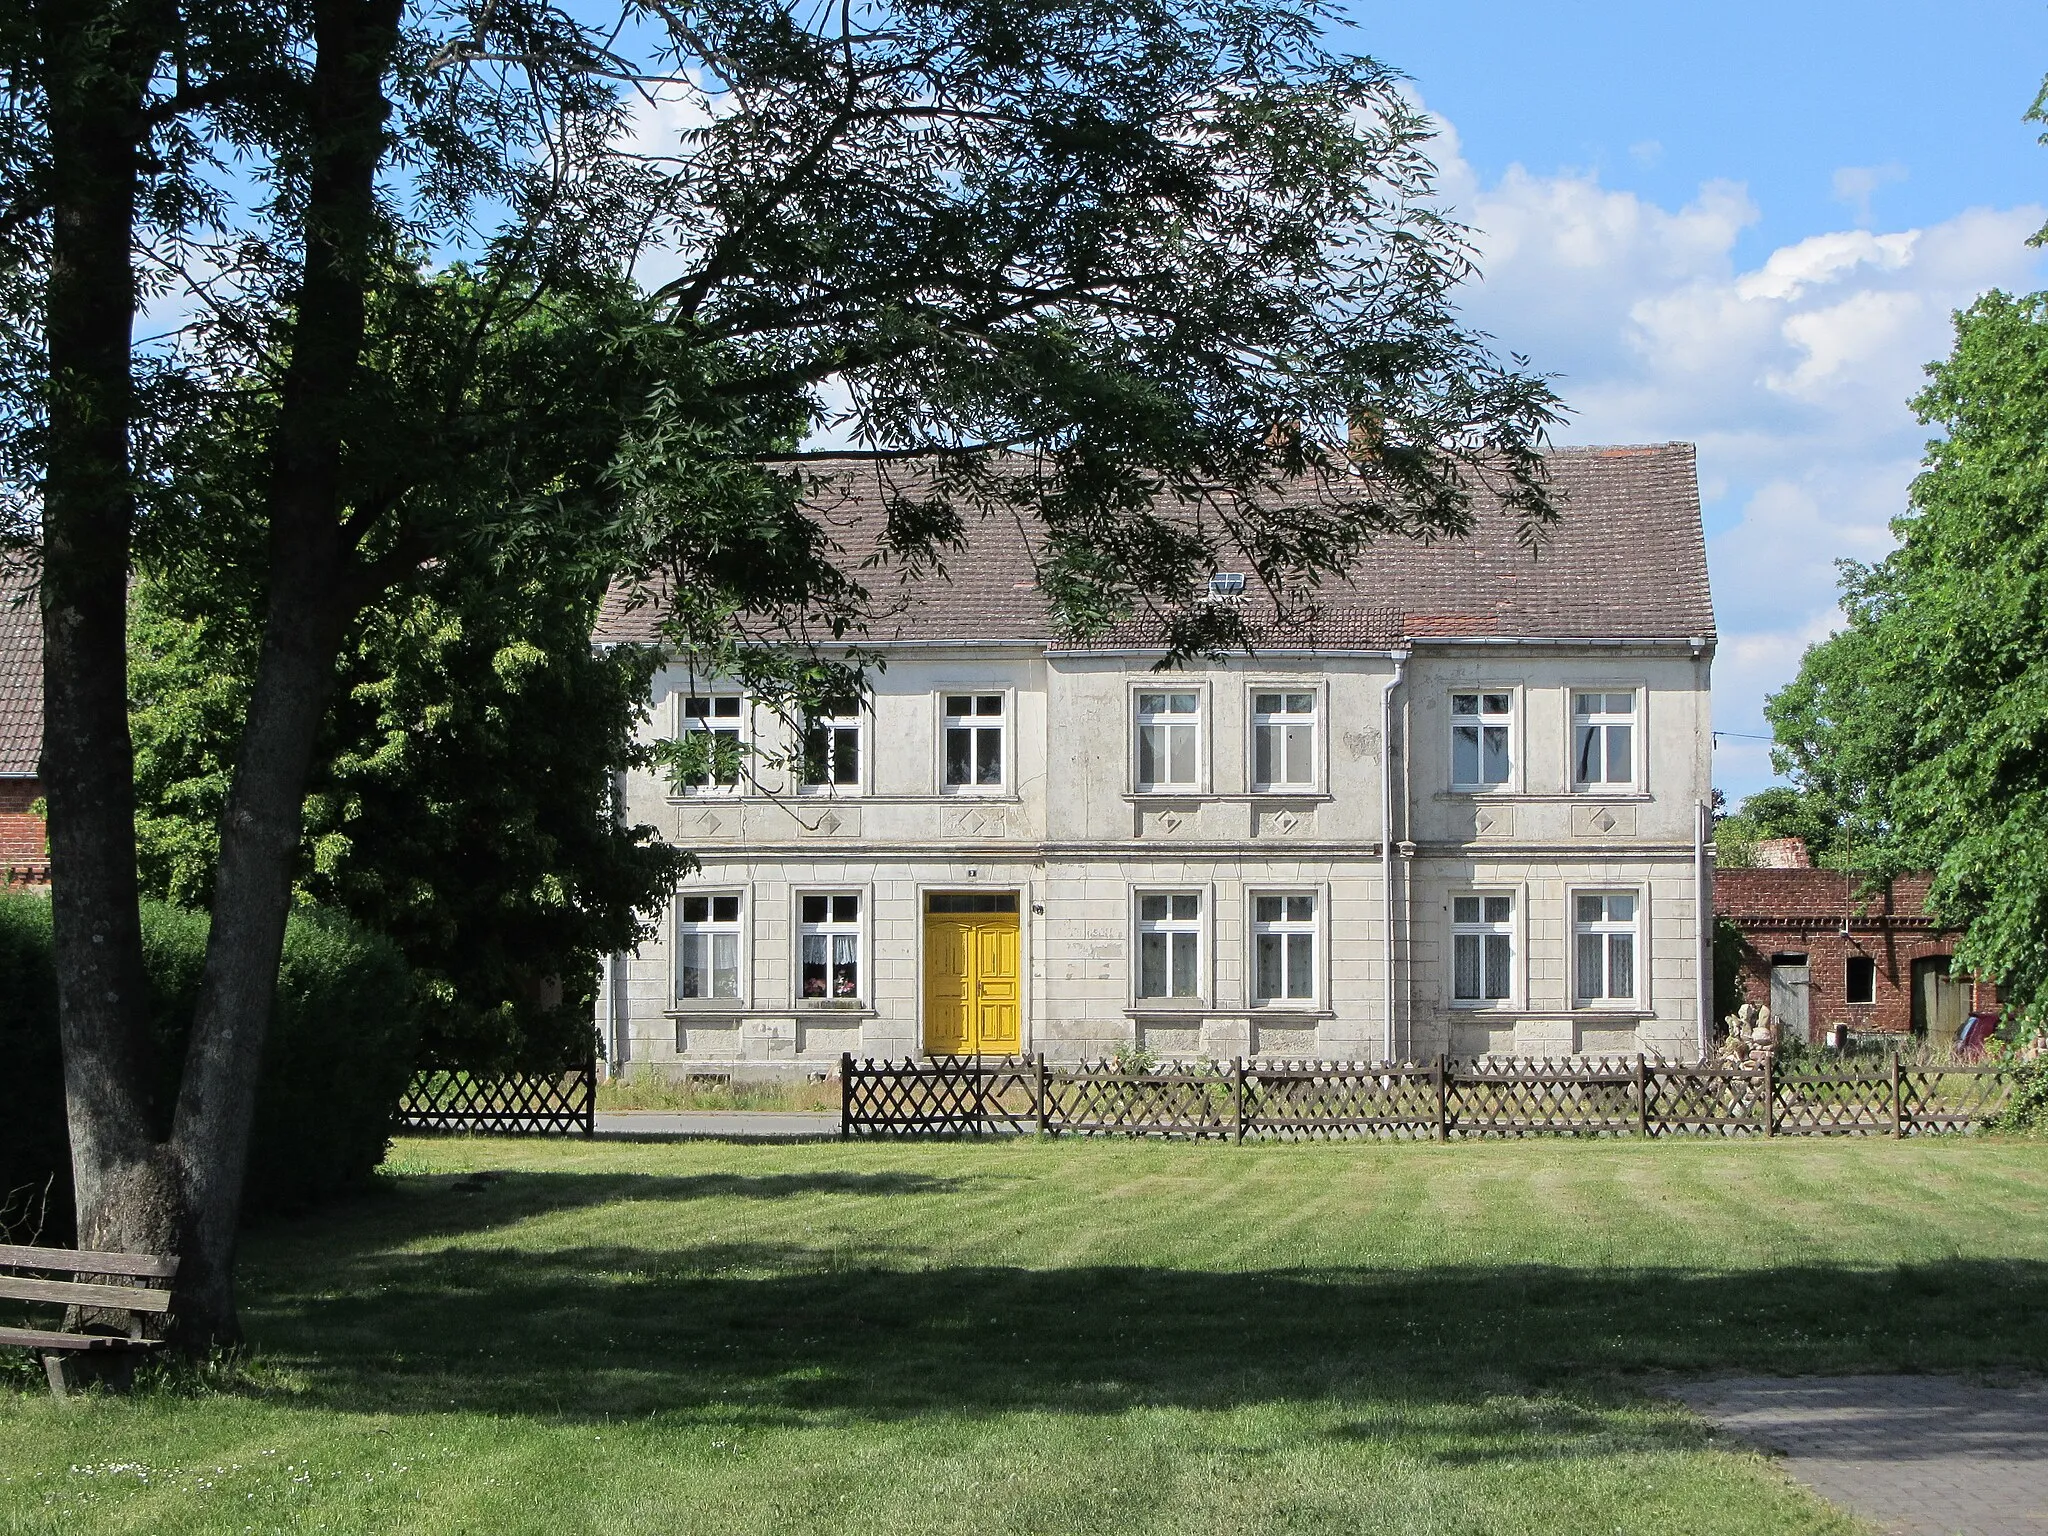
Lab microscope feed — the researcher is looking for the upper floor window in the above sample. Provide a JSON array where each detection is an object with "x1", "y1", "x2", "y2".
[
  {"x1": 942, "y1": 694, "x2": 1004, "y2": 789},
  {"x1": 1573, "y1": 692, "x2": 1637, "y2": 789},
  {"x1": 676, "y1": 892, "x2": 743, "y2": 1001},
  {"x1": 678, "y1": 695, "x2": 743, "y2": 792},
  {"x1": 1135, "y1": 690, "x2": 1200, "y2": 790},
  {"x1": 1573, "y1": 892, "x2": 1638, "y2": 1006},
  {"x1": 1252, "y1": 691, "x2": 1316, "y2": 790},
  {"x1": 1451, "y1": 692, "x2": 1512, "y2": 789},
  {"x1": 799, "y1": 893, "x2": 862, "y2": 1000},
  {"x1": 802, "y1": 709, "x2": 862, "y2": 791},
  {"x1": 1252, "y1": 892, "x2": 1317, "y2": 1004},
  {"x1": 1452, "y1": 893, "x2": 1514, "y2": 1004},
  {"x1": 1136, "y1": 891, "x2": 1202, "y2": 1000}
]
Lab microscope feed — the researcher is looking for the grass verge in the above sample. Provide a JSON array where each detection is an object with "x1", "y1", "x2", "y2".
[{"x1": 5, "y1": 1134, "x2": 2046, "y2": 1533}]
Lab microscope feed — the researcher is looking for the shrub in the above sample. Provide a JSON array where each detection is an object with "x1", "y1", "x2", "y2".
[{"x1": 0, "y1": 894, "x2": 416, "y2": 1240}]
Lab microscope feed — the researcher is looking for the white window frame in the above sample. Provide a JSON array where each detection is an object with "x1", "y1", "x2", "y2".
[
  {"x1": 795, "y1": 889, "x2": 867, "y2": 1004},
  {"x1": 1248, "y1": 684, "x2": 1321, "y2": 793},
  {"x1": 799, "y1": 705, "x2": 866, "y2": 795},
  {"x1": 674, "y1": 691, "x2": 747, "y2": 796},
  {"x1": 674, "y1": 889, "x2": 747, "y2": 1006},
  {"x1": 1132, "y1": 685, "x2": 1205, "y2": 793},
  {"x1": 1249, "y1": 889, "x2": 1321, "y2": 1008},
  {"x1": 1450, "y1": 889, "x2": 1519, "y2": 1009},
  {"x1": 1571, "y1": 688, "x2": 1642, "y2": 793},
  {"x1": 1132, "y1": 889, "x2": 1206, "y2": 1004},
  {"x1": 1571, "y1": 888, "x2": 1643, "y2": 1009},
  {"x1": 1449, "y1": 689, "x2": 1516, "y2": 792},
  {"x1": 937, "y1": 690, "x2": 1008, "y2": 795}
]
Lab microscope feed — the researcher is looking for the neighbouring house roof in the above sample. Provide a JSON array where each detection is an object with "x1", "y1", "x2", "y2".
[
  {"x1": 592, "y1": 442, "x2": 1715, "y2": 650},
  {"x1": 0, "y1": 561, "x2": 38, "y2": 778}
]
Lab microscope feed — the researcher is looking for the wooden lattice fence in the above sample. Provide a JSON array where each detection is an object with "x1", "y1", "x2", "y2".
[
  {"x1": 398, "y1": 1061, "x2": 597, "y2": 1136},
  {"x1": 841, "y1": 1053, "x2": 2015, "y2": 1141}
]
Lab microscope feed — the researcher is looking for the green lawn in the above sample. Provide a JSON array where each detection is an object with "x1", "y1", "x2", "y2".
[{"x1": 5, "y1": 1135, "x2": 2047, "y2": 1535}]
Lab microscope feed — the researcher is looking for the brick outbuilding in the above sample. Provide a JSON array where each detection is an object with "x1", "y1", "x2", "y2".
[
  {"x1": 0, "y1": 563, "x2": 44, "y2": 886},
  {"x1": 1715, "y1": 860, "x2": 1993, "y2": 1047}
]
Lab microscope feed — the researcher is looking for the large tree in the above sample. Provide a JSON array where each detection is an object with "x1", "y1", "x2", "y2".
[
  {"x1": 1765, "y1": 289, "x2": 2048, "y2": 1035},
  {"x1": 4, "y1": 0, "x2": 1561, "y2": 1346},
  {"x1": 131, "y1": 537, "x2": 687, "y2": 1074}
]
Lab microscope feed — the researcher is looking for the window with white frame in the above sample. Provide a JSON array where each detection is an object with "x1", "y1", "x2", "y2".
[
  {"x1": 799, "y1": 893, "x2": 862, "y2": 1000},
  {"x1": 1135, "y1": 892, "x2": 1202, "y2": 1000},
  {"x1": 675, "y1": 893, "x2": 743, "y2": 1001},
  {"x1": 677, "y1": 694, "x2": 744, "y2": 791},
  {"x1": 1135, "y1": 690, "x2": 1201, "y2": 789},
  {"x1": 1450, "y1": 692, "x2": 1513, "y2": 788},
  {"x1": 802, "y1": 709, "x2": 862, "y2": 790},
  {"x1": 1251, "y1": 690, "x2": 1317, "y2": 790},
  {"x1": 941, "y1": 694, "x2": 1005, "y2": 789},
  {"x1": 1452, "y1": 893, "x2": 1514, "y2": 1004},
  {"x1": 1573, "y1": 691, "x2": 1637, "y2": 789},
  {"x1": 1252, "y1": 892, "x2": 1317, "y2": 1004},
  {"x1": 1573, "y1": 892, "x2": 1638, "y2": 1006}
]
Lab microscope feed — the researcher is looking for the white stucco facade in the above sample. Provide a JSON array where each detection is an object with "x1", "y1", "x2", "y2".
[{"x1": 597, "y1": 634, "x2": 1716, "y2": 1075}]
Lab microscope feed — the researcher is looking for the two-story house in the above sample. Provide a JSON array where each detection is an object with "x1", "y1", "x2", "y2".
[{"x1": 593, "y1": 442, "x2": 1716, "y2": 1073}]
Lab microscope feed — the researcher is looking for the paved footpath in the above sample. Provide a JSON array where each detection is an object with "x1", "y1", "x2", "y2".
[
  {"x1": 1675, "y1": 1376, "x2": 2048, "y2": 1535},
  {"x1": 593, "y1": 1110, "x2": 839, "y2": 1139}
]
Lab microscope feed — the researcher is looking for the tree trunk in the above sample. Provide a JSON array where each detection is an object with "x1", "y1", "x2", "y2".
[
  {"x1": 163, "y1": 0, "x2": 402, "y2": 1348},
  {"x1": 40, "y1": 3, "x2": 180, "y2": 1260}
]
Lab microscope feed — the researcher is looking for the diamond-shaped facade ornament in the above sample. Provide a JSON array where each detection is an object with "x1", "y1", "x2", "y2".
[
  {"x1": 1473, "y1": 810, "x2": 1495, "y2": 834},
  {"x1": 1156, "y1": 811, "x2": 1184, "y2": 834},
  {"x1": 1591, "y1": 809, "x2": 1617, "y2": 834},
  {"x1": 815, "y1": 810, "x2": 843, "y2": 835},
  {"x1": 1268, "y1": 810, "x2": 1299, "y2": 835},
  {"x1": 693, "y1": 812, "x2": 723, "y2": 837}
]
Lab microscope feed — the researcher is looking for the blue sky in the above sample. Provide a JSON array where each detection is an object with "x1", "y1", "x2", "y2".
[{"x1": 1325, "y1": 1, "x2": 2048, "y2": 800}]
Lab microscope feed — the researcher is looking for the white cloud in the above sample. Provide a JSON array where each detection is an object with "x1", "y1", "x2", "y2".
[
  {"x1": 1425, "y1": 110, "x2": 2048, "y2": 802},
  {"x1": 1831, "y1": 162, "x2": 1908, "y2": 227}
]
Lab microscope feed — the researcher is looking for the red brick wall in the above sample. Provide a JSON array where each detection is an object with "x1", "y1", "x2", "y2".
[
  {"x1": 0, "y1": 776, "x2": 47, "y2": 882},
  {"x1": 1715, "y1": 868, "x2": 1994, "y2": 1042}
]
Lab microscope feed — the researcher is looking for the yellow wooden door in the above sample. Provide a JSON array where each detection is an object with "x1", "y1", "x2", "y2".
[
  {"x1": 974, "y1": 919, "x2": 1021, "y2": 1054},
  {"x1": 923, "y1": 917, "x2": 975, "y2": 1055},
  {"x1": 922, "y1": 910, "x2": 1022, "y2": 1055}
]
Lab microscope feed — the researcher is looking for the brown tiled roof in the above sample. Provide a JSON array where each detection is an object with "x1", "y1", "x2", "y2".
[
  {"x1": 593, "y1": 443, "x2": 1714, "y2": 649},
  {"x1": 0, "y1": 561, "x2": 38, "y2": 777}
]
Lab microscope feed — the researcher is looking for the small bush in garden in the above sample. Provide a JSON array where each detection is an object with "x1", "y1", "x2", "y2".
[
  {"x1": 0, "y1": 893, "x2": 416, "y2": 1237},
  {"x1": 1990, "y1": 1056, "x2": 2048, "y2": 1133}
]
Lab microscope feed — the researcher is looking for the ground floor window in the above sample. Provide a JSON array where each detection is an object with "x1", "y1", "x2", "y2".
[
  {"x1": 1252, "y1": 892, "x2": 1317, "y2": 1003},
  {"x1": 1136, "y1": 891, "x2": 1202, "y2": 999},
  {"x1": 676, "y1": 892, "x2": 742, "y2": 1000},
  {"x1": 1846, "y1": 953, "x2": 1877, "y2": 1005},
  {"x1": 800, "y1": 893, "x2": 862, "y2": 1000},
  {"x1": 1453, "y1": 893, "x2": 1514, "y2": 1003},
  {"x1": 1573, "y1": 891, "x2": 1638, "y2": 1005}
]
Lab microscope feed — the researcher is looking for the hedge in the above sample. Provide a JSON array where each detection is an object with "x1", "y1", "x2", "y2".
[{"x1": 0, "y1": 894, "x2": 416, "y2": 1241}]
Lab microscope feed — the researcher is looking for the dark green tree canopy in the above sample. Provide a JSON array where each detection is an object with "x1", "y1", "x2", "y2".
[{"x1": 1764, "y1": 289, "x2": 2048, "y2": 1033}]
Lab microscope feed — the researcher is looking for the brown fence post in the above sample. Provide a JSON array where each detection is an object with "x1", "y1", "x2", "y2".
[
  {"x1": 1761, "y1": 1052, "x2": 1775, "y2": 1138},
  {"x1": 1434, "y1": 1054, "x2": 1449, "y2": 1141},
  {"x1": 1232, "y1": 1056, "x2": 1245, "y2": 1144},
  {"x1": 1035, "y1": 1052, "x2": 1049, "y2": 1137},
  {"x1": 1634, "y1": 1053, "x2": 1649, "y2": 1139},
  {"x1": 840, "y1": 1053, "x2": 853, "y2": 1139},
  {"x1": 1890, "y1": 1048, "x2": 1903, "y2": 1139}
]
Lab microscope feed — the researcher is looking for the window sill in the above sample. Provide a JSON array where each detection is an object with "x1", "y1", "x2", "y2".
[
  {"x1": 664, "y1": 1006, "x2": 880, "y2": 1021},
  {"x1": 1433, "y1": 791, "x2": 1653, "y2": 804},
  {"x1": 1566, "y1": 1008, "x2": 1656, "y2": 1020},
  {"x1": 1121, "y1": 792, "x2": 1334, "y2": 805},
  {"x1": 1124, "y1": 1006, "x2": 1336, "y2": 1020}
]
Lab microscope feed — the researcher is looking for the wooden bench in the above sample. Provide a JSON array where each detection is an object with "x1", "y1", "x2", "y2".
[{"x1": 0, "y1": 1242, "x2": 178, "y2": 1398}]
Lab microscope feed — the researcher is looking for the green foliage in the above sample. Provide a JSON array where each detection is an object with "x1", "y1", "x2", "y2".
[
  {"x1": 0, "y1": 893, "x2": 415, "y2": 1234},
  {"x1": 1712, "y1": 786, "x2": 1844, "y2": 869},
  {"x1": 1710, "y1": 915, "x2": 1752, "y2": 1031},
  {"x1": 1991, "y1": 1058, "x2": 2048, "y2": 1133},
  {"x1": 1765, "y1": 291, "x2": 2048, "y2": 1037},
  {"x1": 132, "y1": 544, "x2": 688, "y2": 1073}
]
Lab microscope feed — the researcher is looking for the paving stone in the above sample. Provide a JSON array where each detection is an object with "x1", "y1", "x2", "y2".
[{"x1": 1676, "y1": 1376, "x2": 2048, "y2": 1535}]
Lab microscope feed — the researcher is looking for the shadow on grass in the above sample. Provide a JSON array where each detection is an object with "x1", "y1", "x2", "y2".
[{"x1": 228, "y1": 1168, "x2": 2048, "y2": 1438}]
